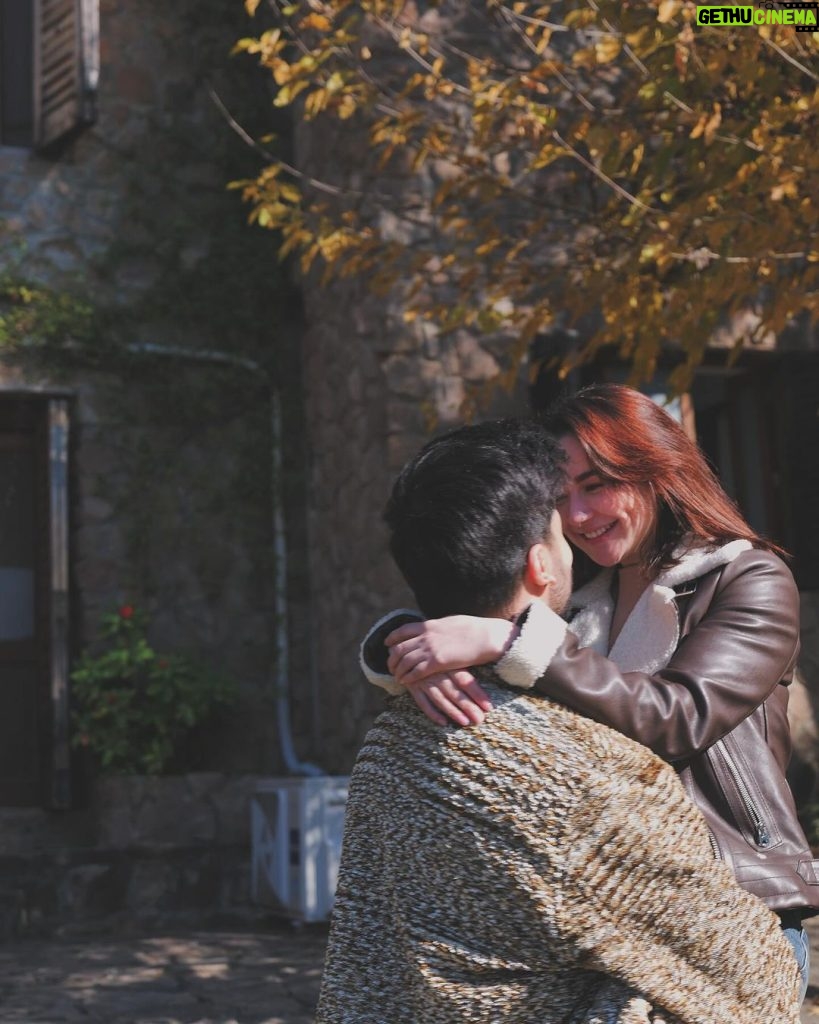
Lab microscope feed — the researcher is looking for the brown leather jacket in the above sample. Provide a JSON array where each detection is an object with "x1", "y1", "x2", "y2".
[{"x1": 535, "y1": 548, "x2": 819, "y2": 916}]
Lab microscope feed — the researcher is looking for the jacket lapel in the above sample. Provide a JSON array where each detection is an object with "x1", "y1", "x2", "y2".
[{"x1": 566, "y1": 539, "x2": 752, "y2": 674}]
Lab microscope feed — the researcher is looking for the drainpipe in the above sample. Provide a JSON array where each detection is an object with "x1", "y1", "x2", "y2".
[{"x1": 126, "y1": 342, "x2": 323, "y2": 777}]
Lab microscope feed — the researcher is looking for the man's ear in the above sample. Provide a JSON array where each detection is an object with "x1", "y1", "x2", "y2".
[{"x1": 525, "y1": 542, "x2": 558, "y2": 591}]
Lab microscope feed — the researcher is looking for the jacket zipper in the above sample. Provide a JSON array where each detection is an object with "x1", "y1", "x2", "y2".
[
  {"x1": 714, "y1": 739, "x2": 771, "y2": 848},
  {"x1": 706, "y1": 827, "x2": 721, "y2": 859}
]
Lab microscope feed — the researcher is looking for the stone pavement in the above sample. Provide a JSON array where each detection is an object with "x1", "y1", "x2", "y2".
[
  {"x1": 0, "y1": 919, "x2": 329, "y2": 1024},
  {"x1": 0, "y1": 914, "x2": 818, "y2": 1023}
]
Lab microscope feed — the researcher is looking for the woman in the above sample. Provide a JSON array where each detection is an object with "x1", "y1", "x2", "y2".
[{"x1": 363, "y1": 384, "x2": 817, "y2": 1000}]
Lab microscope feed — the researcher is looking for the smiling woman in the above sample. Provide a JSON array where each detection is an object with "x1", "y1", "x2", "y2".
[
  {"x1": 545, "y1": 382, "x2": 772, "y2": 579},
  {"x1": 556, "y1": 434, "x2": 655, "y2": 571}
]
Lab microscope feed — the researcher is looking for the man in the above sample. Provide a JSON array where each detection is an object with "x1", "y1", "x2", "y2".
[{"x1": 315, "y1": 420, "x2": 800, "y2": 1024}]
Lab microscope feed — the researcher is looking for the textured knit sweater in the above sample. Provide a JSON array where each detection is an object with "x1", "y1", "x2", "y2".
[{"x1": 316, "y1": 681, "x2": 800, "y2": 1024}]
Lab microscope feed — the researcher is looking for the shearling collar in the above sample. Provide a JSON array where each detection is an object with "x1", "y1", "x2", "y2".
[{"x1": 566, "y1": 539, "x2": 752, "y2": 674}]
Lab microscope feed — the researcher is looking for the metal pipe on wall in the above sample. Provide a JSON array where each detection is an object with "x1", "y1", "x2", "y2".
[{"x1": 126, "y1": 342, "x2": 322, "y2": 776}]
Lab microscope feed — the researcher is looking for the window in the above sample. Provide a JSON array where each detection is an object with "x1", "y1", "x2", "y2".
[
  {"x1": 0, "y1": 0, "x2": 98, "y2": 150},
  {"x1": 0, "y1": 0, "x2": 35, "y2": 146},
  {"x1": 689, "y1": 357, "x2": 819, "y2": 590}
]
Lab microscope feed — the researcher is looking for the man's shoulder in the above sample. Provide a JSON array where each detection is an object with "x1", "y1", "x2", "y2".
[
  {"x1": 370, "y1": 679, "x2": 557, "y2": 732},
  {"x1": 364, "y1": 679, "x2": 660, "y2": 770},
  {"x1": 348, "y1": 682, "x2": 680, "y2": 848},
  {"x1": 356, "y1": 685, "x2": 562, "y2": 770}
]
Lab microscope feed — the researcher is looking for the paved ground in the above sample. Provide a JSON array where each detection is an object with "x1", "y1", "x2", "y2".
[
  {"x1": 0, "y1": 920, "x2": 329, "y2": 1024},
  {"x1": 0, "y1": 914, "x2": 817, "y2": 1022}
]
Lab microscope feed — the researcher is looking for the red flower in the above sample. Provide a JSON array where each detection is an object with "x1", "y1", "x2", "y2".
[{"x1": 119, "y1": 604, "x2": 135, "y2": 620}]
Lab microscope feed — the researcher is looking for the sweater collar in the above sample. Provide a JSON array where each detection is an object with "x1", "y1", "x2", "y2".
[{"x1": 565, "y1": 539, "x2": 752, "y2": 674}]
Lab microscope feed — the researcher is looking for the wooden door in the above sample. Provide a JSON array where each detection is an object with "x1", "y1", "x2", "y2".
[{"x1": 0, "y1": 396, "x2": 70, "y2": 807}]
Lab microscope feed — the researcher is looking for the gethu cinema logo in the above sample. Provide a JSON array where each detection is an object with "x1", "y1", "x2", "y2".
[{"x1": 696, "y1": 4, "x2": 818, "y2": 26}]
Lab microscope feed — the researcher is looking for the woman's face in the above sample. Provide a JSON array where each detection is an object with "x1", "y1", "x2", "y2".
[{"x1": 557, "y1": 434, "x2": 656, "y2": 568}]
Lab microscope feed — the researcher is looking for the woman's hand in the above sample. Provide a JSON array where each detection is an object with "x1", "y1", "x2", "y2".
[
  {"x1": 405, "y1": 671, "x2": 493, "y2": 727},
  {"x1": 383, "y1": 615, "x2": 517, "y2": 726},
  {"x1": 385, "y1": 615, "x2": 517, "y2": 685}
]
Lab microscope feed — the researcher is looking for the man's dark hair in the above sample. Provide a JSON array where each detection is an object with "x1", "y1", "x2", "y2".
[{"x1": 384, "y1": 419, "x2": 566, "y2": 618}]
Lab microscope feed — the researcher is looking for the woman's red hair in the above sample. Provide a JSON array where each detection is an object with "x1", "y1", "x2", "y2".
[{"x1": 541, "y1": 383, "x2": 783, "y2": 573}]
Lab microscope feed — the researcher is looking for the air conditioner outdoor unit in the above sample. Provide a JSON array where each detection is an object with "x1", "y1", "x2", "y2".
[{"x1": 250, "y1": 776, "x2": 349, "y2": 923}]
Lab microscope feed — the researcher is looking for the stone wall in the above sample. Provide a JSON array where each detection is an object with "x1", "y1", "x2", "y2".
[
  {"x1": 0, "y1": 774, "x2": 272, "y2": 937},
  {"x1": 0, "y1": 2, "x2": 301, "y2": 775},
  {"x1": 288, "y1": 14, "x2": 536, "y2": 768},
  {"x1": 298, "y1": 261, "x2": 527, "y2": 771}
]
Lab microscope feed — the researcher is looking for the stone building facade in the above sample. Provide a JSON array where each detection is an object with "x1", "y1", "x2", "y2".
[
  {"x1": 299, "y1": 274, "x2": 523, "y2": 770},
  {"x1": 0, "y1": 0, "x2": 305, "y2": 814}
]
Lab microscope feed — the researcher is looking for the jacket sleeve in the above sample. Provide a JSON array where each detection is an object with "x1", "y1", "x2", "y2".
[
  {"x1": 496, "y1": 551, "x2": 800, "y2": 762},
  {"x1": 359, "y1": 609, "x2": 425, "y2": 694}
]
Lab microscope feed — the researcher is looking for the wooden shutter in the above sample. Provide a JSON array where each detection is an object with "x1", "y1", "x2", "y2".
[{"x1": 34, "y1": 0, "x2": 82, "y2": 149}]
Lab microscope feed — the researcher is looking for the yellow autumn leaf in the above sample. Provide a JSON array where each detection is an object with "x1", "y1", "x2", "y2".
[
  {"x1": 689, "y1": 113, "x2": 707, "y2": 140},
  {"x1": 273, "y1": 80, "x2": 309, "y2": 108},
  {"x1": 318, "y1": 232, "x2": 355, "y2": 261},
  {"x1": 244, "y1": 0, "x2": 261, "y2": 15},
  {"x1": 771, "y1": 181, "x2": 798, "y2": 201},
  {"x1": 475, "y1": 239, "x2": 502, "y2": 256},
  {"x1": 337, "y1": 94, "x2": 357, "y2": 120},
  {"x1": 272, "y1": 63, "x2": 292, "y2": 86},
  {"x1": 595, "y1": 35, "x2": 622, "y2": 64},
  {"x1": 304, "y1": 88, "x2": 329, "y2": 117},
  {"x1": 299, "y1": 13, "x2": 332, "y2": 32},
  {"x1": 657, "y1": 0, "x2": 681, "y2": 23},
  {"x1": 703, "y1": 104, "x2": 722, "y2": 145},
  {"x1": 278, "y1": 182, "x2": 302, "y2": 203},
  {"x1": 572, "y1": 46, "x2": 597, "y2": 68}
]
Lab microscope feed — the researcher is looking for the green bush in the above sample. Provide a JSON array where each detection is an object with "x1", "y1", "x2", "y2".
[{"x1": 71, "y1": 605, "x2": 235, "y2": 775}]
